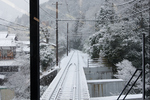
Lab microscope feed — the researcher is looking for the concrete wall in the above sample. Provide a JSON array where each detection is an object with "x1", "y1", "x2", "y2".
[
  {"x1": 87, "y1": 79, "x2": 125, "y2": 97},
  {"x1": 84, "y1": 67, "x2": 113, "y2": 80}
]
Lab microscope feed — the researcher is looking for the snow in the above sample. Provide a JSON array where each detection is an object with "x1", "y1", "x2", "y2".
[
  {"x1": 0, "y1": 60, "x2": 21, "y2": 66},
  {"x1": 0, "y1": 75, "x2": 5, "y2": 79},
  {"x1": 0, "y1": 31, "x2": 16, "y2": 47},
  {"x1": 87, "y1": 79, "x2": 124, "y2": 84},
  {"x1": 41, "y1": 50, "x2": 90, "y2": 99},
  {"x1": 0, "y1": 86, "x2": 7, "y2": 89},
  {"x1": 0, "y1": 31, "x2": 7, "y2": 38},
  {"x1": 40, "y1": 68, "x2": 59, "y2": 79},
  {"x1": 90, "y1": 94, "x2": 142, "y2": 100},
  {"x1": 0, "y1": 40, "x2": 16, "y2": 47}
]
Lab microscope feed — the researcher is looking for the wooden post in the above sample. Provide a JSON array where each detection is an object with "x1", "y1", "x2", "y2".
[
  {"x1": 56, "y1": 2, "x2": 58, "y2": 66},
  {"x1": 67, "y1": 23, "x2": 68, "y2": 56}
]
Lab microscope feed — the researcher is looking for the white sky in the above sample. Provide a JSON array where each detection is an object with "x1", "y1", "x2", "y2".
[{"x1": 0, "y1": 0, "x2": 49, "y2": 21}]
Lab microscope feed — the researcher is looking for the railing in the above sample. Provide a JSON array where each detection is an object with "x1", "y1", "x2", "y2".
[{"x1": 117, "y1": 68, "x2": 142, "y2": 100}]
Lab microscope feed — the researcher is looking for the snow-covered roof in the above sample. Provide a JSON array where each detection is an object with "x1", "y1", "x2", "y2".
[
  {"x1": 0, "y1": 60, "x2": 21, "y2": 66},
  {"x1": 7, "y1": 34, "x2": 16, "y2": 40},
  {"x1": 40, "y1": 42, "x2": 56, "y2": 47},
  {"x1": 16, "y1": 41, "x2": 30, "y2": 45},
  {"x1": 0, "y1": 31, "x2": 16, "y2": 47},
  {"x1": 0, "y1": 40, "x2": 16, "y2": 47},
  {"x1": 0, "y1": 75, "x2": 5, "y2": 79},
  {"x1": 0, "y1": 31, "x2": 8, "y2": 39}
]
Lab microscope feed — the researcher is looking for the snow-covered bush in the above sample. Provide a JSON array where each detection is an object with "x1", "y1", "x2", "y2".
[{"x1": 40, "y1": 44, "x2": 55, "y2": 71}]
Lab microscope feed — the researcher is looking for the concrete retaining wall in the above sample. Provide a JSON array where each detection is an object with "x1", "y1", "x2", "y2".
[
  {"x1": 40, "y1": 69, "x2": 57, "y2": 86},
  {"x1": 84, "y1": 67, "x2": 113, "y2": 80},
  {"x1": 87, "y1": 79, "x2": 125, "y2": 97}
]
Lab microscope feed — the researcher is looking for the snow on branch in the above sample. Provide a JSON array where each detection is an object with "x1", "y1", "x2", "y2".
[{"x1": 114, "y1": 0, "x2": 135, "y2": 6}]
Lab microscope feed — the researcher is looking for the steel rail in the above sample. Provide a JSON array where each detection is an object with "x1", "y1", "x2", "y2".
[
  {"x1": 56, "y1": 51, "x2": 78, "y2": 100},
  {"x1": 73, "y1": 63, "x2": 77, "y2": 100},
  {"x1": 77, "y1": 51, "x2": 81, "y2": 100}
]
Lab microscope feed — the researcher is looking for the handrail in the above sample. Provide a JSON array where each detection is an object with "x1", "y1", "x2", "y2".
[{"x1": 117, "y1": 68, "x2": 142, "y2": 100}]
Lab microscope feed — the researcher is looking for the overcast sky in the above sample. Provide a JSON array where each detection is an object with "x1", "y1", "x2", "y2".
[{"x1": 0, "y1": 0, "x2": 49, "y2": 21}]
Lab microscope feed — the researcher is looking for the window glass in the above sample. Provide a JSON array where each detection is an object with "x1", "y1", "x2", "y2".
[
  {"x1": 39, "y1": 0, "x2": 149, "y2": 99},
  {"x1": 0, "y1": 0, "x2": 30, "y2": 99}
]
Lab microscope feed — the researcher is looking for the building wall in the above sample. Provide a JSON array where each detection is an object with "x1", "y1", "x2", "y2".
[
  {"x1": 0, "y1": 89, "x2": 15, "y2": 100},
  {"x1": 0, "y1": 47, "x2": 16, "y2": 60}
]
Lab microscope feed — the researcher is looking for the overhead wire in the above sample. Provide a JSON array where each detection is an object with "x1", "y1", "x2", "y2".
[
  {"x1": 0, "y1": 23, "x2": 29, "y2": 31},
  {"x1": 113, "y1": 0, "x2": 136, "y2": 6},
  {"x1": 23, "y1": 0, "x2": 56, "y2": 30},
  {"x1": 0, "y1": 17, "x2": 29, "y2": 29}
]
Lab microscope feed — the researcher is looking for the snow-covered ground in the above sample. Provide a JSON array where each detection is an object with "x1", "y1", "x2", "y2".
[
  {"x1": 91, "y1": 94, "x2": 142, "y2": 100},
  {"x1": 41, "y1": 50, "x2": 90, "y2": 100},
  {"x1": 59, "y1": 50, "x2": 89, "y2": 68}
]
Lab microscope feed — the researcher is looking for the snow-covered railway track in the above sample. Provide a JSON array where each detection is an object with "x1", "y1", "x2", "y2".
[{"x1": 41, "y1": 51, "x2": 90, "y2": 100}]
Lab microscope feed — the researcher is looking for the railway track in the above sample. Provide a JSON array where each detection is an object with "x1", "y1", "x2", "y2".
[{"x1": 41, "y1": 50, "x2": 90, "y2": 100}]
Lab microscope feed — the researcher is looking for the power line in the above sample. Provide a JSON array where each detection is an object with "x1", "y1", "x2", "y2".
[
  {"x1": 0, "y1": 23, "x2": 29, "y2": 31},
  {"x1": 39, "y1": 6, "x2": 56, "y2": 19},
  {"x1": 113, "y1": 0, "x2": 136, "y2": 6},
  {"x1": 0, "y1": 17, "x2": 29, "y2": 29},
  {"x1": 29, "y1": 0, "x2": 55, "y2": 19},
  {"x1": 24, "y1": 0, "x2": 56, "y2": 29}
]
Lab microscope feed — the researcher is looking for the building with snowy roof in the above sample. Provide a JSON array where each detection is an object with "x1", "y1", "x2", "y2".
[{"x1": 0, "y1": 31, "x2": 17, "y2": 60}]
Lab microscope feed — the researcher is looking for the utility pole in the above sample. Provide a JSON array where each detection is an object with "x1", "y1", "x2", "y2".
[
  {"x1": 67, "y1": 23, "x2": 68, "y2": 56},
  {"x1": 53, "y1": 2, "x2": 62, "y2": 66},
  {"x1": 142, "y1": 33, "x2": 145, "y2": 100},
  {"x1": 56, "y1": 2, "x2": 58, "y2": 66}
]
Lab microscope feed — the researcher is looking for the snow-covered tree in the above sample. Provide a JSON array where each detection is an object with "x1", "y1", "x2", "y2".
[
  {"x1": 40, "y1": 44, "x2": 55, "y2": 71},
  {"x1": 5, "y1": 53, "x2": 30, "y2": 100},
  {"x1": 115, "y1": 60, "x2": 150, "y2": 96},
  {"x1": 85, "y1": 0, "x2": 149, "y2": 96},
  {"x1": 86, "y1": 0, "x2": 149, "y2": 67}
]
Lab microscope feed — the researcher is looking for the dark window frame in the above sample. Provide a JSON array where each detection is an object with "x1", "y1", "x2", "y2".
[{"x1": 30, "y1": 0, "x2": 40, "y2": 100}]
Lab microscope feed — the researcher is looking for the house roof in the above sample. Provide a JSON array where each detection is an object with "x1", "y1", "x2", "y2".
[
  {"x1": 0, "y1": 31, "x2": 16, "y2": 47},
  {"x1": 7, "y1": 34, "x2": 16, "y2": 40},
  {"x1": 0, "y1": 40, "x2": 16, "y2": 47},
  {"x1": 0, "y1": 31, "x2": 8, "y2": 39},
  {"x1": 0, "y1": 31, "x2": 16, "y2": 40}
]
